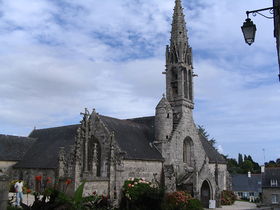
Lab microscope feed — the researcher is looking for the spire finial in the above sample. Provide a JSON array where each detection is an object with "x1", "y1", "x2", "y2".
[{"x1": 171, "y1": 0, "x2": 188, "y2": 46}]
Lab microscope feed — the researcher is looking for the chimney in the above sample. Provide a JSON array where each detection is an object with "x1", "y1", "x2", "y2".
[
  {"x1": 261, "y1": 165, "x2": 265, "y2": 173},
  {"x1": 248, "y1": 171, "x2": 251, "y2": 178}
]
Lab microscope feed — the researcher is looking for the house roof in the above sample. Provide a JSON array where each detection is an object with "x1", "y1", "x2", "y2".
[
  {"x1": 100, "y1": 115, "x2": 163, "y2": 161},
  {"x1": 262, "y1": 167, "x2": 280, "y2": 188},
  {"x1": 14, "y1": 124, "x2": 79, "y2": 169},
  {"x1": 232, "y1": 174, "x2": 262, "y2": 192},
  {"x1": 199, "y1": 134, "x2": 227, "y2": 164},
  {"x1": 0, "y1": 134, "x2": 36, "y2": 161}
]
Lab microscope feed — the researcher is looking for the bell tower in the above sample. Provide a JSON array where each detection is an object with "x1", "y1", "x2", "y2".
[{"x1": 165, "y1": 0, "x2": 194, "y2": 126}]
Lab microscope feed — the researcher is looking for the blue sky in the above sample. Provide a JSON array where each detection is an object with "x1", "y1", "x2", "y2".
[{"x1": 0, "y1": 0, "x2": 279, "y2": 164}]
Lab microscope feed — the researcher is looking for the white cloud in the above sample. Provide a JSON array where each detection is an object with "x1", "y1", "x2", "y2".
[{"x1": 0, "y1": 0, "x2": 279, "y2": 164}]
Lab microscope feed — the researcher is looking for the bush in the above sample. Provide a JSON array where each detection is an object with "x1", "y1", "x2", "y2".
[
  {"x1": 221, "y1": 190, "x2": 236, "y2": 205},
  {"x1": 163, "y1": 191, "x2": 194, "y2": 210},
  {"x1": 120, "y1": 177, "x2": 163, "y2": 210},
  {"x1": 185, "y1": 199, "x2": 203, "y2": 210}
]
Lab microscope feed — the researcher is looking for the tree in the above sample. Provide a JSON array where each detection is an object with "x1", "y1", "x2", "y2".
[
  {"x1": 227, "y1": 158, "x2": 239, "y2": 174},
  {"x1": 197, "y1": 125, "x2": 216, "y2": 147},
  {"x1": 241, "y1": 160, "x2": 253, "y2": 173},
  {"x1": 226, "y1": 154, "x2": 260, "y2": 174},
  {"x1": 238, "y1": 153, "x2": 243, "y2": 165}
]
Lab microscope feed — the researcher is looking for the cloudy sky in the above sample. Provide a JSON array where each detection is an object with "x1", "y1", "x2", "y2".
[{"x1": 0, "y1": 0, "x2": 279, "y2": 164}]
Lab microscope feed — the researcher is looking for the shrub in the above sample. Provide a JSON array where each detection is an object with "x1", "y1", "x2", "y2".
[
  {"x1": 185, "y1": 199, "x2": 203, "y2": 210},
  {"x1": 164, "y1": 191, "x2": 193, "y2": 210},
  {"x1": 120, "y1": 177, "x2": 163, "y2": 210},
  {"x1": 221, "y1": 190, "x2": 236, "y2": 205}
]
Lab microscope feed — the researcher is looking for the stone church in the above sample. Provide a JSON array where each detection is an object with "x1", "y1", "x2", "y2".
[{"x1": 2, "y1": 0, "x2": 228, "y2": 207}]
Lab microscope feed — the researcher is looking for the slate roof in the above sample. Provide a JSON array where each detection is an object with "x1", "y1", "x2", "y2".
[
  {"x1": 0, "y1": 134, "x2": 36, "y2": 161},
  {"x1": 199, "y1": 134, "x2": 227, "y2": 164},
  {"x1": 100, "y1": 115, "x2": 163, "y2": 161},
  {"x1": 262, "y1": 167, "x2": 280, "y2": 188},
  {"x1": 14, "y1": 124, "x2": 79, "y2": 169},
  {"x1": 13, "y1": 115, "x2": 225, "y2": 169},
  {"x1": 232, "y1": 174, "x2": 262, "y2": 192}
]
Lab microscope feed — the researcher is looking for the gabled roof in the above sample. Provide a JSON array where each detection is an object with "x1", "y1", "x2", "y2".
[
  {"x1": 199, "y1": 134, "x2": 226, "y2": 164},
  {"x1": 0, "y1": 134, "x2": 36, "y2": 161},
  {"x1": 262, "y1": 167, "x2": 280, "y2": 188},
  {"x1": 15, "y1": 115, "x2": 163, "y2": 169},
  {"x1": 14, "y1": 124, "x2": 79, "y2": 169},
  {"x1": 100, "y1": 115, "x2": 163, "y2": 161},
  {"x1": 232, "y1": 174, "x2": 262, "y2": 192}
]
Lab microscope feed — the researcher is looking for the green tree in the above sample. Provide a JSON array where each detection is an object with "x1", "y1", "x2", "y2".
[
  {"x1": 227, "y1": 158, "x2": 239, "y2": 174},
  {"x1": 238, "y1": 153, "x2": 243, "y2": 165},
  {"x1": 241, "y1": 160, "x2": 253, "y2": 173},
  {"x1": 197, "y1": 125, "x2": 216, "y2": 147}
]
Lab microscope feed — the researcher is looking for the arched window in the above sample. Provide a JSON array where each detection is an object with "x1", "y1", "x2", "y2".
[
  {"x1": 183, "y1": 68, "x2": 188, "y2": 99},
  {"x1": 171, "y1": 68, "x2": 178, "y2": 97},
  {"x1": 183, "y1": 137, "x2": 193, "y2": 166}
]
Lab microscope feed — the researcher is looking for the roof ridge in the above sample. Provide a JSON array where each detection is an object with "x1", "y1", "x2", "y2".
[
  {"x1": 0, "y1": 134, "x2": 35, "y2": 139},
  {"x1": 32, "y1": 124, "x2": 80, "y2": 131}
]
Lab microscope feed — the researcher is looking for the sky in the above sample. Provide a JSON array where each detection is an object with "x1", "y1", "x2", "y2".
[{"x1": 0, "y1": 0, "x2": 279, "y2": 164}]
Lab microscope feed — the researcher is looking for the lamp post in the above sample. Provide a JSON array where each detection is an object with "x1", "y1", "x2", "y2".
[{"x1": 241, "y1": 1, "x2": 280, "y2": 81}]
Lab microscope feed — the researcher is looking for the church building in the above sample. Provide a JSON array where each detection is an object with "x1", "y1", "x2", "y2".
[{"x1": 3, "y1": 0, "x2": 228, "y2": 208}]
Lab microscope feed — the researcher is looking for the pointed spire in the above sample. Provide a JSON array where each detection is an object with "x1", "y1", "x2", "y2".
[{"x1": 170, "y1": 0, "x2": 188, "y2": 46}]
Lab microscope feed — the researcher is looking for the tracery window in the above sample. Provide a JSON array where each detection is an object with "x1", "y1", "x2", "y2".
[{"x1": 183, "y1": 137, "x2": 193, "y2": 166}]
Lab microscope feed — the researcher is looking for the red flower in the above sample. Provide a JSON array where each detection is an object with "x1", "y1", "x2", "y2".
[
  {"x1": 65, "y1": 179, "x2": 71, "y2": 185},
  {"x1": 46, "y1": 177, "x2": 52, "y2": 184},
  {"x1": 35, "y1": 176, "x2": 42, "y2": 181},
  {"x1": 93, "y1": 191, "x2": 96, "y2": 195},
  {"x1": 26, "y1": 189, "x2": 31, "y2": 194}
]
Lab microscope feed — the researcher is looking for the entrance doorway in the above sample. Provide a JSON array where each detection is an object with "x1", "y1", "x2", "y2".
[{"x1": 200, "y1": 180, "x2": 211, "y2": 208}]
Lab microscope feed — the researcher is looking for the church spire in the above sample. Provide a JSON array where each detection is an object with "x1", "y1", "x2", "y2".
[
  {"x1": 170, "y1": 0, "x2": 188, "y2": 49},
  {"x1": 166, "y1": 0, "x2": 192, "y2": 65},
  {"x1": 165, "y1": 0, "x2": 194, "y2": 109}
]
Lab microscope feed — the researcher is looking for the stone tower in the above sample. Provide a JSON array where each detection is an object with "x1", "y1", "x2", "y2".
[
  {"x1": 165, "y1": 0, "x2": 194, "y2": 127},
  {"x1": 155, "y1": 0, "x2": 207, "y2": 194}
]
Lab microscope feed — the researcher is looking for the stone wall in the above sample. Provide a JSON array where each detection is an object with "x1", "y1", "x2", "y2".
[
  {"x1": 115, "y1": 159, "x2": 163, "y2": 201},
  {"x1": 83, "y1": 179, "x2": 109, "y2": 196},
  {"x1": 171, "y1": 107, "x2": 206, "y2": 175},
  {"x1": 0, "y1": 175, "x2": 8, "y2": 210},
  {"x1": 262, "y1": 188, "x2": 280, "y2": 206}
]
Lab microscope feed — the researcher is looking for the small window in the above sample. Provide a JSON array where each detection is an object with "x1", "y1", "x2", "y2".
[
  {"x1": 166, "y1": 135, "x2": 169, "y2": 139},
  {"x1": 272, "y1": 194, "x2": 279, "y2": 204},
  {"x1": 167, "y1": 113, "x2": 169, "y2": 118},
  {"x1": 271, "y1": 179, "x2": 278, "y2": 187}
]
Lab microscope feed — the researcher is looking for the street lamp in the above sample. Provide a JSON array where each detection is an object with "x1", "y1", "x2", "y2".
[
  {"x1": 241, "y1": 13, "x2": 257, "y2": 45},
  {"x1": 241, "y1": 4, "x2": 280, "y2": 81},
  {"x1": 241, "y1": 7, "x2": 275, "y2": 46}
]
